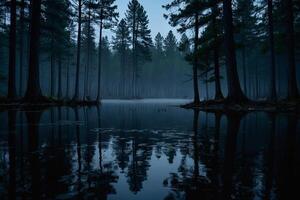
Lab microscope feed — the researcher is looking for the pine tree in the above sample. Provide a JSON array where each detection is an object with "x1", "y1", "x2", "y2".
[
  {"x1": 179, "y1": 33, "x2": 191, "y2": 55},
  {"x1": 43, "y1": 0, "x2": 73, "y2": 99},
  {"x1": 164, "y1": 0, "x2": 211, "y2": 104},
  {"x1": 126, "y1": 0, "x2": 152, "y2": 98},
  {"x1": 112, "y1": 19, "x2": 130, "y2": 97},
  {"x1": 223, "y1": 0, "x2": 248, "y2": 102},
  {"x1": 234, "y1": 0, "x2": 258, "y2": 97},
  {"x1": 23, "y1": 0, "x2": 44, "y2": 102},
  {"x1": 154, "y1": 32, "x2": 164, "y2": 55},
  {"x1": 163, "y1": 30, "x2": 177, "y2": 58},
  {"x1": 95, "y1": 0, "x2": 118, "y2": 101},
  {"x1": 82, "y1": 0, "x2": 97, "y2": 100}
]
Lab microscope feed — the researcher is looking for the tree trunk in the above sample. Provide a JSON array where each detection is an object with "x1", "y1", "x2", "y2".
[
  {"x1": 242, "y1": 47, "x2": 247, "y2": 96},
  {"x1": 268, "y1": 0, "x2": 277, "y2": 101},
  {"x1": 50, "y1": 52, "x2": 55, "y2": 97},
  {"x1": 24, "y1": 0, "x2": 44, "y2": 102},
  {"x1": 285, "y1": 0, "x2": 299, "y2": 100},
  {"x1": 8, "y1": 0, "x2": 17, "y2": 100},
  {"x1": 57, "y1": 57, "x2": 62, "y2": 99},
  {"x1": 85, "y1": 8, "x2": 91, "y2": 101},
  {"x1": 96, "y1": 19, "x2": 103, "y2": 101},
  {"x1": 214, "y1": 46, "x2": 224, "y2": 100},
  {"x1": 19, "y1": 0, "x2": 25, "y2": 96},
  {"x1": 223, "y1": 0, "x2": 248, "y2": 103},
  {"x1": 73, "y1": 0, "x2": 82, "y2": 101},
  {"x1": 65, "y1": 59, "x2": 69, "y2": 99},
  {"x1": 193, "y1": 13, "x2": 200, "y2": 105}
]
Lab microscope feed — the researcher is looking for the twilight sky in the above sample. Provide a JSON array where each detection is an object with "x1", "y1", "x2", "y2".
[{"x1": 104, "y1": 0, "x2": 180, "y2": 40}]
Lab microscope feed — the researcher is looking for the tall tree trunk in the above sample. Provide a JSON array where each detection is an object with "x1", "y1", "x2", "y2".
[
  {"x1": 57, "y1": 57, "x2": 62, "y2": 99},
  {"x1": 268, "y1": 0, "x2": 277, "y2": 101},
  {"x1": 285, "y1": 0, "x2": 299, "y2": 100},
  {"x1": 50, "y1": 51, "x2": 55, "y2": 97},
  {"x1": 96, "y1": 18, "x2": 103, "y2": 101},
  {"x1": 19, "y1": 0, "x2": 25, "y2": 96},
  {"x1": 242, "y1": 47, "x2": 247, "y2": 95},
  {"x1": 24, "y1": 0, "x2": 44, "y2": 102},
  {"x1": 8, "y1": 0, "x2": 17, "y2": 100},
  {"x1": 212, "y1": 4, "x2": 224, "y2": 100},
  {"x1": 73, "y1": 0, "x2": 82, "y2": 101},
  {"x1": 223, "y1": 0, "x2": 248, "y2": 103},
  {"x1": 65, "y1": 59, "x2": 70, "y2": 99},
  {"x1": 193, "y1": 13, "x2": 200, "y2": 105},
  {"x1": 132, "y1": 4, "x2": 137, "y2": 99},
  {"x1": 214, "y1": 46, "x2": 224, "y2": 100},
  {"x1": 85, "y1": 7, "x2": 91, "y2": 100}
]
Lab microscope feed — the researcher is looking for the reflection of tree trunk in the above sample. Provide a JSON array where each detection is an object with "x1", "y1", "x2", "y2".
[
  {"x1": 222, "y1": 112, "x2": 242, "y2": 199},
  {"x1": 192, "y1": 110, "x2": 200, "y2": 178},
  {"x1": 262, "y1": 113, "x2": 276, "y2": 199},
  {"x1": 26, "y1": 110, "x2": 42, "y2": 199},
  {"x1": 8, "y1": 110, "x2": 16, "y2": 199},
  {"x1": 278, "y1": 115, "x2": 297, "y2": 199},
  {"x1": 97, "y1": 106, "x2": 103, "y2": 172},
  {"x1": 211, "y1": 112, "x2": 222, "y2": 187},
  {"x1": 74, "y1": 108, "x2": 82, "y2": 198}
]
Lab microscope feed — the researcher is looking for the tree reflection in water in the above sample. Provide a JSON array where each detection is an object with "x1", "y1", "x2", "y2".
[{"x1": 0, "y1": 103, "x2": 299, "y2": 200}]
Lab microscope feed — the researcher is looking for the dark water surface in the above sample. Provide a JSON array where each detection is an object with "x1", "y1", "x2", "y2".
[{"x1": 0, "y1": 100, "x2": 299, "y2": 200}]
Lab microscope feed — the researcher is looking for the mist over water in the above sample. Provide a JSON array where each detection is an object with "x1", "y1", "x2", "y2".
[{"x1": 0, "y1": 101, "x2": 299, "y2": 200}]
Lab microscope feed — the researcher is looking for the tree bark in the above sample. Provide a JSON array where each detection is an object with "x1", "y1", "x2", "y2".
[
  {"x1": 268, "y1": 0, "x2": 277, "y2": 101},
  {"x1": 223, "y1": 0, "x2": 248, "y2": 103},
  {"x1": 96, "y1": 18, "x2": 103, "y2": 101},
  {"x1": 24, "y1": 0, "x2": 44, "y2": 102},
  {"x1": 285, "y1": 0, "x2": 299, "y2": 100},
  {"x1": 214, "y1": 46, "x2": 224, "y2": 100},
  {"x1": 8, "y1": 0, "x2": 17, "y2": 100},
  {"x1": 73, "y1": 0, "x2": 82, "y2": 101},
  {"x1": 19, "y1": 0, "x2": 25, "y2": 96},
  {"x1": 193, "y1": 12, "x2": 200, "y2": 105},
  {"x1": 57, "y1": 57, "x2": 62, "y2": 99}
]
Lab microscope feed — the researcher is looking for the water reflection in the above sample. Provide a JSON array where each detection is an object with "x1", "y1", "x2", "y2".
[{"x1": 0, "y1": 102, "x2": 299, "y2": 200}]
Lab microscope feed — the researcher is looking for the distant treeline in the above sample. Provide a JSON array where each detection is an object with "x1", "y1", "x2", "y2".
[{"x1": 0, "y1": 0, "x2": 299, "y2": 103}]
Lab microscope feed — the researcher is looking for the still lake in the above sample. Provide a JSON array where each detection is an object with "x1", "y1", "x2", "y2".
[{"x1": 0, "y1": 100, "x2": 299, "y2": 200}]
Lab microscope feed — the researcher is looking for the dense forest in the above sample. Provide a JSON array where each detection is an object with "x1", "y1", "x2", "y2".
[{"x1": 0, "y1": 0, "x2": 299, "y2": 106}]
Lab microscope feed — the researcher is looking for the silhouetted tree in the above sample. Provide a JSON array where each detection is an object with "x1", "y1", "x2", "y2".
[
  {"x1": 267, "y1": 0, "x2": 277, "y2": 101},
  {"x1": 113, "y1": 19, "x2": 130, "y2": 97},
  {"x1": 223, "y1": 0, "x2": 248, "y2": 102},
  {"x1": 7, "y1": 0, "x2": 17, "y2": 100},
  {"x1": 95, "y1": 0, "x2": 118, "y2": 101},
  {"x1": 285, "y1": 0, "x2": 299, "y2": 99},
  {"x1": 126, "y1": 0, "x2": 152, "y2": 98},
  {"x1": 164, "y1": 0, "x2": 211, "y2": 104},
  {"x1": 24, "y1": 0, "x2": 44, "y2": 102}
]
